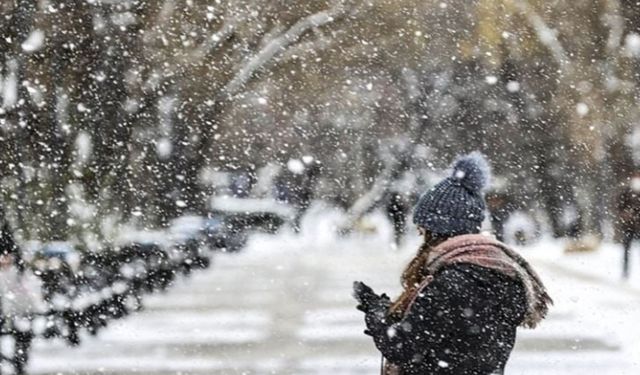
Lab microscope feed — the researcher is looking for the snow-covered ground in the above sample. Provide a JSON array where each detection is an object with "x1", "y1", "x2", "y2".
[{"x1": 26, "y1": 207, "x2": 640, "y2": 374}]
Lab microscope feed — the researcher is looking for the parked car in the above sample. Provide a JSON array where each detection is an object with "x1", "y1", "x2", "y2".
[
  {"x1": 168, "y1": 216, "x2": 211, "y2": 270},
  {"x1": 202, "y1": 215, "x2": 246, "y2": 253},
  {"x1": 29, "y1": 242, "x2": 79, "y2": 307},
  {"x1": 207, "y1": 196, "x2": 296, "y2": 252}
]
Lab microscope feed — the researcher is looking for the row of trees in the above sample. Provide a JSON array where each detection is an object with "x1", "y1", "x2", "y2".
[
  {"x1": 2, "y1": 0, "x2": 640, "y2": 243},
  {"x1": 0, "y1": 0, "x2": 368, "y2": 241}
]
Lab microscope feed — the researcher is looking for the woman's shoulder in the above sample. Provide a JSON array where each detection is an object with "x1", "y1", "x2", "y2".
[
  {"x1": 426, "y1": 264, "x2": 526, "y2": 319},
  {"x1": 434, "y1": 262, "x2": 497, "y2": 280},
  {"x1": 431, "y1": 263, "x2": 525, "y2": 300}
]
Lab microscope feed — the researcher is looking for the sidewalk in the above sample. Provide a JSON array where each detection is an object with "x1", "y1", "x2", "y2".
[
  {"x1": 506, "y1": 239, "x2": 640, "y2": 374},
  {"x1": 524, "y1": 238, "x2": 640, "y2": 292},
  {"x1": 26, "y1": 224, "x2": 640, "y2": 374}
]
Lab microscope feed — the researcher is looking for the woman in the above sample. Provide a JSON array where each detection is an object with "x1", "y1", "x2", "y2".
[{"x1": 353, "y1": 152, "x2": 552, "y2": 375}]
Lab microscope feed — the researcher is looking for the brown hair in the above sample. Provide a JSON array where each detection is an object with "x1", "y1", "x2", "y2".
[{"x1": 389, "y1": 230, "x2": 450, "y2": 316}]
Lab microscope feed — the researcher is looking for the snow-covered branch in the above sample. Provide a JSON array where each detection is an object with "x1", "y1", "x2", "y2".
[
  {"x1": 223, "y1": 4, "x2": 347, "y2": 97},
  {"x1": 341, "y1": 69, "x2": 422, "y2": 231},
  {"x1": 603, "y1": 0, "x2": 624, "y2": 55},
  {"x1": 513, "y1": 0, "x2": 572, "y2": 72},
  {"x1": 278, "y1": 29, "x2": 334, "y2": 63},
  {"x1": 186, "y1": 21, "x2": 237, "y2": 63},
  {"x1": 344, "y1": 159, "x2": 397, "y2": 225}
]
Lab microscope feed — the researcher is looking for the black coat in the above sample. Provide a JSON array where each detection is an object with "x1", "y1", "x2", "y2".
[{"x1": 366, "y1": 264, "x2": 527, "y2": 375}]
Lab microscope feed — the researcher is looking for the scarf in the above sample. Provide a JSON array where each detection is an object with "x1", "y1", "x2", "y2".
[{"x1": 421, "y1": 234, "x2": 552, "y2": 328}]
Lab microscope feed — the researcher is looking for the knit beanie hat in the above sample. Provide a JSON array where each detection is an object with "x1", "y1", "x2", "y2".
[{"x1": 413, "y1": 152, "x2": 491, "y2": 236}]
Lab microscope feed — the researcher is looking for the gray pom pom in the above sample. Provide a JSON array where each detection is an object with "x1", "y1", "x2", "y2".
[{"x1": 450, "y1": 151, "x2": 491, "y2": 193}]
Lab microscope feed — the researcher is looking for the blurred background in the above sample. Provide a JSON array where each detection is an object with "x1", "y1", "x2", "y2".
[
  {"x1": 4, "y1": 0, "x2": 640, "y2": 241},
  {"x1": 2, "y1": 0, "x2": 640, "y2": 374}
]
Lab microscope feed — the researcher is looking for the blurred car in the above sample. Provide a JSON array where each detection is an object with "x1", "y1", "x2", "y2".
[
  {"x1": 167, "y1": 216, "x2": 211, "y2": 271},
  {"x1": 29, "y1": 242, "x2": 80, "y2": 304},
  {"x1": 31, "y1": 242, "x2": 79, "y2": 273},
  {"x1": 207, "y1": 196, "x2": 296, "y2": 252},
  {"x1": 168, "y1": 216, "x2": 206, "y2": 243},
  {"x1": 203, "y1": 215, "x2": 247, "y2": 253}
]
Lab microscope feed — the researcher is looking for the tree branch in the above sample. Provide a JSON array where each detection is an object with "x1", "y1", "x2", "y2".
[
  {"x1": 341, "y1": 69, "x2": 422, "y2": 232},
  {"x1": 513, "y1": 0, "x2": 572, "y2": 73},
  {"x1": 603, "y1": 0, "x2": 624, "y2": 55},
  {"x1": 223, "y1": 4, "x2": 347, "y2": 97},
  {"x1": 186, "y1": 21, "x2": 238, "y2": 63}
]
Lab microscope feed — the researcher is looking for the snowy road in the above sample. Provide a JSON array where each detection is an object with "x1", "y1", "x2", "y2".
[{"x1": 27, "y1": 229, "x2": 640, "y2": 374}]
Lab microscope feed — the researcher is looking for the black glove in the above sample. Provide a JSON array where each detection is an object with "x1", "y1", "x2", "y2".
[
  {"x1": 353, "y1": 281, "x2": 392, "y2": 337},
  {"x1": 352, "y1": 281, "x2": 390, "y2": 312},
  {"x1": 364, "y1": 306, "x2": 387, "y2": 337}
]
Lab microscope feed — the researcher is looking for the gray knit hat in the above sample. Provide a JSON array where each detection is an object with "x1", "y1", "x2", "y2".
[{"x1": 413, "y1": 152, "x2": 491, "y2": 236}]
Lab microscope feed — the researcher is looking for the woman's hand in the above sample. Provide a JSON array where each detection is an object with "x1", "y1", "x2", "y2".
[
  {"x1": 353, "y1": 281, "x2": 391, "y2": 314},
  {"x1": 353, "y1": 281, "x2": 393, "y2": 337},
  {"x1": 353, "y1": 281, "x2": 390, "y2": 311}
]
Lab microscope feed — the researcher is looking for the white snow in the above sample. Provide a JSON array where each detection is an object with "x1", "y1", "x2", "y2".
[
  {"x1": 625, "y1": 33, "x2": 640, "y2": 56},
  {"x1": 506, "y1": 80, "x2": 521, "y2": 93},
  {"x1": 626, "y1": 126, "x2": 640, "y2": 164},
  {"x1": 115, "y1": 227, "x2": 167, "y2": 247},
  {"x1": 22, "y1": 208, "x2": 640, "y2": 374},
  {"x1": 21, "y1": 30, "x2": 45, "y2": 53},
  {"x1": 110, "y1": 12, "x2": 136, "y2": 27},
  {"x1": 75, "y1": 131, "x2": 92, "y2": 163},
  {"x1": 485, "y1": 75, "x2": 498, "y2": 85},
  {"x1": 287, "y1": 158, "x2": 305, "y2": 174},
  {"x1": 2, "y1": 60, "x2": 17, "y2": 108},
  {"x1": 576, "y1": 102, "x2": 589, "y2": 117},
  {"x1": 156, "y1": 137, "x2": 172, "y2": 158}
]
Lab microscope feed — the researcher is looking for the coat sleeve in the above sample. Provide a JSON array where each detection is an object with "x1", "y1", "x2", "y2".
[{"x1": 365, "y1": 265, "x2": 509, "y2": 366}]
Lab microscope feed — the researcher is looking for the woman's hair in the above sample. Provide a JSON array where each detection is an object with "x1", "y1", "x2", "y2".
[{"x1": 389, "y1": 230, "x2": 450, "y2": 316}]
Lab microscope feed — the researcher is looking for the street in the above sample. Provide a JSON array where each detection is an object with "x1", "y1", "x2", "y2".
[{"x1": 27, "y1": 229, "x2": 640, "y2": 374}]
